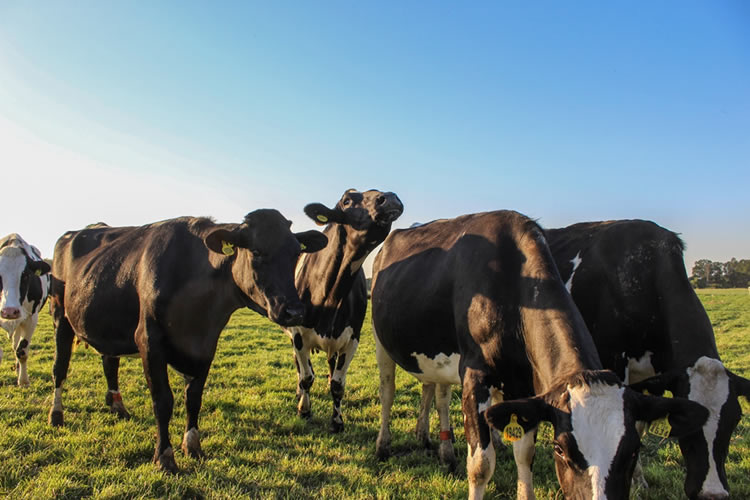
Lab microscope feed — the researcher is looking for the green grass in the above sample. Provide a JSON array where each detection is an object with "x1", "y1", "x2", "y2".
[{"x1": 0, "y1": 289, "x2": 748, "y2": 499}]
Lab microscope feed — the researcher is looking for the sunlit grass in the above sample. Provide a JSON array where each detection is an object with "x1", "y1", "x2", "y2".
[{"x1": 0, "y1": 289, "x2": 747, "y2": 498}]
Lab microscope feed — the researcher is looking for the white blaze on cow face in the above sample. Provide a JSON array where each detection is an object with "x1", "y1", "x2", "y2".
[
  {"x1": 687, "y1": 356, "x2": 731, "y2": 499},
  {"x1": 410, "y1": 351, "x2": 461, "y2": 384},
  {"x1": 569, "y1": 382, "x2": 626, "y2": 499},
  {"x1": 564, "y1": 252, "x2": 583, "y2": 293},
  {"x1": 624, "y1": 351, "x2": 656, "y2": 385},
  {"x1": 0, "y1": 248, "x2": 28, "y2": 322}
]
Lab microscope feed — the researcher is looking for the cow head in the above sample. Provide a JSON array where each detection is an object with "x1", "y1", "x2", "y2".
[
  {"x1": 204, "y1": 209, "x2": 327, "y2": 326},
  {"x1": 0, "y1": 246, "x2": 51, "y2": 322},
  {"x1": 629, "y1": 356, "x2": 750, "y2": 500},
  {"x1": 486, "y1": 371, "x2": 709, "y2": 499},
  {"x1": 303, "y1": 189, "x2": 404, "y2": 255}
]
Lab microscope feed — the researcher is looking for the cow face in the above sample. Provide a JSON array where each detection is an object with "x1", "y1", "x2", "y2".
[
  {"x1": 0, "y1": 247, "x2": 51, "y2": 322},
  {"x1": 204, "y1": 209, "x2": 327, "y2": 326},
  {"x1": 486, "y1": 373, "x2": 709, "y2": 499},
  {"x1": 304, "y1": 189, "x2": 404, "y2": 249},
  {"x1": 630, "y1": 356, "x2": 750, "y2": 499}
]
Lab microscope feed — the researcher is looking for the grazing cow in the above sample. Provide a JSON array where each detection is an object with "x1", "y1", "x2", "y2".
[
  {"x1": 287, "y1": 189, "x2": 403, "y2": 432},
  {"x1": 371, "y1": 211, "x2": 708, "y2": 499},
  {"x1": 48, "y1": 211, "x2": 327, "y2": 472},
  {"x1": 0, "y1": 234, "x2": 51, "y2": 386},
  {"x1": 545, "y1": 220, "x2": 750, "y2": 500}
]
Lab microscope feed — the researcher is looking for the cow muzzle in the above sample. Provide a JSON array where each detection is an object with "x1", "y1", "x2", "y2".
[
  {"x1": 268, "y1": 299, "x2": 306, "y2": 327},
  {"x1": 1, "y1": 307, "x2": 21, "y2": 320}
]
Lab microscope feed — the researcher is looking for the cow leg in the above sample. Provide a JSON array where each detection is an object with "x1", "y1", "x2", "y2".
[
  {"x1": 102, "y1": 355, "x2": 130, "y2": 419},
  {"x1": 49, "y1": 316, "x2": 75, "y2": 426},
  {"x1": 12, "y1": 315, "x2": 36, "y2": 386},
  {"x1": 137, "y1": 322, "x2": 177, "y2": 473},
  {"x1": 462, "y1": 368, "x2": 496, "y2": 500},
  {"x1": 416, "y1": 382, "x2": 436, "y2": 448},
  {"x1": 435, "y1": 383, "x2": 457, "y2": 470},
  {"x1": 181, "y1": 367, "x2": 209, "y2": 459},
  {"x1": 328, "y1": 339, "x2": 359, "y2": 433},
  {"x1": 631, "y1": 421, "x2": 649, "y2": 492},
  {"x1": 291, "y1": 334, "x2": 315, "y2": 419},
  {"x1": 513, "y1": 428, "x2": 537, "y2": 500},
  {"x1": 375, "y1": 333, "x2": 396, "y2": 460}
]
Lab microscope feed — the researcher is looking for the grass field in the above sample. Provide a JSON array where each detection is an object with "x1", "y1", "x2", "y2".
[{"x1": 0, "y1": 289, "x2": 748, "y2": 499}]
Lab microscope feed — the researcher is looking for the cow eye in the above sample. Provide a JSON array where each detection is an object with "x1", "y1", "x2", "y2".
[
  {"x1": 553, "y1": 443, "x2": 565, "y2": 458},
  {"x1": 342, "y1": 198, "x2": 351, "y2": 207}
]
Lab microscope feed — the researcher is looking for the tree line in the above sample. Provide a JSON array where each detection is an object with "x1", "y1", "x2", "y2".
[{"x1": 690, "y1": 258, "x2": 750, "y2": 288}]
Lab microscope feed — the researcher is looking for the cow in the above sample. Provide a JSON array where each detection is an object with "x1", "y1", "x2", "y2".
[
  {"x1": 544, "y1": 219, "x2": 750, "y2": 500},
  {"x1": 0, "y1": 234, "x2": 51, "y2": 386},
  {"x1": 286, "y1": 189, "x2": 403, "y2": 432},
  {"x1": 47, "y1": 210, "x2": 328, "y2": 472},
  {"x1": 371, "y1": 210, "x2": 708, "y2": 500}
]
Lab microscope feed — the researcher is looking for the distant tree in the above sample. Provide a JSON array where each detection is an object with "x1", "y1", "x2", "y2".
[
  {"x1": 691, "y1": 259, "x2": 713, "y2": 288},
  {"x1": 691, "y1": 258, "x2": 750, "y2": 288}
]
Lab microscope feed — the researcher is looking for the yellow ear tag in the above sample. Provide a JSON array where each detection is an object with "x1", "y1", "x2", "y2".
[
  {"x1": 503, "y1": 414, "x2": 524, "y2": 443},
  {"x1": 35, "y1": 269, "x2": 42, "y2": 276},
  {"x1": 300, "y1": 243, "x2": 307, "y2": 251},
  {"x1": 649, "y1": 390, "x2": 673, "y2": 439},
  {"x1": 316, "y1": 214, "x2": 328, "y2": 224},
  {"x1": 649, "y1": 415, "x2": 672, "y2": 439},
  {"x1": 221, "y1": 241, "x2": 235, "y2": 256}
]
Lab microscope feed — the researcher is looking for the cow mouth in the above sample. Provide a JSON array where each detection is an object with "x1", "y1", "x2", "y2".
[{"x1": 376, "y1": 209, "x2": 403, "y2": 225}]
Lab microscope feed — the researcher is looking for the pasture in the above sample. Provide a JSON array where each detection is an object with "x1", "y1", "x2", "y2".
[{"x1": 0, "y1": 289, "x2": 748, "y2": 499}]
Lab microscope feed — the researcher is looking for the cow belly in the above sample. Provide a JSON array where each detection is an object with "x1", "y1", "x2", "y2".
[
  {"x1": 408, "y1": 351, "x2": 461, "y2": 385},
  {"x1": 290, "y1": 326, "x2": 355, "y2": 355}
]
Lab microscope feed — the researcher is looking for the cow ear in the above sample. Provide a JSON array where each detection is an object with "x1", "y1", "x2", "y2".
[
  {"x1": 304, "y1": 203, "x2": 344, "y2": 226},
  {"x1": 485, "y1": 397, "x2": 554, "y2": 435},
  {"x1": 632, "y1": 392, "x2": 709, "y2": 438},
  {"x1": 729, "y1": 371, "x2": 750, "y2": 403},
  {"x1": 28, "y1": 260, "x2": 51, "y2": 276},
  {"x1": 628, "y1": 370, "x2": 683, "y2": 396},
  {"x1": 205, "y1": 229, "x2": 240, "y2": 256},
  {"x1": 295, "y1": 230, "x2": 328, "y2": 253}
]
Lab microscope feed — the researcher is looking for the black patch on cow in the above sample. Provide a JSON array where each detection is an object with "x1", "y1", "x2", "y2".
[
  {"x1": 293, "y1": 333, "x2": 303, "y2": 350},
  {"x1": 300, "y1": 375, "x2": 314, "y2": 391},
  {"x1": 336, "y1": 353, "x2": 346, "y2": 371},
  {"x1": 330, "y1": 379, "x2": 344, "y2": 400},
  {"x1": 16, "y1": 339, "x2": 29, "y2": 359},
  {"x1": 328, "y1": 354, "x2": 337, "y2": 374}
]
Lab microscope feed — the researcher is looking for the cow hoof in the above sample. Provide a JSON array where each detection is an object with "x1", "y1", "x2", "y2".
[
  {"x1": 18, "y1": 378, "x2": 30, "y2": 387},
  {"x1": 329, "y1": 420, "x2": 344, "y2": 433},
  {"x1": 439, "y1": 446, "x2": 457, "y2": 472},
  {"x1": 298, "y1": 410, "x2": 312, "y2": 420},
  {"x1": 375, "y1": 443, "x2": 391, "y2": 461},
  {"x1": 154, "y1": 447, "x2": 178, "y2": 473},
  {"x1": 181, "y1": 428, "x2": 204, "y2": 459},
  {"x1": 110, "y1": 406, "x2": 131, "y2": 420},
  {"x1": 49, "y1": 409, "x2": 64, "y2": 427}
]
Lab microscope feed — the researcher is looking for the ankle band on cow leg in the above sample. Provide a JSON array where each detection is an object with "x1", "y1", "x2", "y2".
[{"x1": 439, "y1": 430, "x2": 453, "y2": 441}]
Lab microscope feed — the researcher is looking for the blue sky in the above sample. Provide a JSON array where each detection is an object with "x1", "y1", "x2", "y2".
[{"x1": 1, "y1": 2, "x2": 748, "y2": 275}]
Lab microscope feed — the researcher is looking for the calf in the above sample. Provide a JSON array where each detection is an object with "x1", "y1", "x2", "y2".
[
  {"x1": 287, "y1": 189, "x2": 402, "y2": 432},
  {"x1": 48, "y1": 210, "x2": 327, "y2": 472},
  {"x1": 546, "y1": 219, "x2": 750, "y2": 500},
  {"x1": 371, "y1": 211, "x2": 707, "y2": 499},
  {"x1": 0, "y1": 234, "x2": 51, "y2": 386}
]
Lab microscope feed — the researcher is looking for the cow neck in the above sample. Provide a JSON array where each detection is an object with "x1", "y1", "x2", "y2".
[
  {"x1": 516, "y1": 254, "x2": 603, "y2": 395},
  {"x1": 303, "y1": 223, "x2": 366, "y2": 311}
]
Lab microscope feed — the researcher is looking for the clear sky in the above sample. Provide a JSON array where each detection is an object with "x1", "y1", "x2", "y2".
[{"x1": 1, "y1": 2, "x2": 748, "y2": 276}]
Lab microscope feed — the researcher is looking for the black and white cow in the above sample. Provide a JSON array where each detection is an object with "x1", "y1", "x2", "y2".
[
  {"x1": 0, "y1": 234, "x2": 51, "y2": 386},
  {"x1": 371, "y1": 211, "x2": 708, "y2": 499},
  {"x1": 286, "y1": 189, "x2": 402, "y2": 432},
  {"x1": 48, "y1": 211, "x2": 327, "y2": 472},
  {"x1": 545, "y1": 219, "x2": 750, "y2": 500}
]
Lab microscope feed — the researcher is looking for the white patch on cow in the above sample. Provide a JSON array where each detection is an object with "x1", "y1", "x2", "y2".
[
  {"x1": 289, "y1": 325, "x2": 356, "y2": 356},
  {"x1": 0, "y1": 248, "x2": 27, "y2": 323},
  {"x1": 513, "y1": 430, "x2": 537, "y2": 500},
  {"x1": 624, "y1": 351, "x2": 656, "y2": 385},
  {"x1": 569, "y1": 382, "x2": 626, "y2": 500},
  {"x1": 564, "y1": 252, "x2": 583, "y2": 293},
  {"x1": 52, "y1": 387, "x2": 64, "y2": 412},
  {"x1": 467, "y1": 394, "x2": 495, "y2": 500},
  {"x1": 409, "y1": 351, "x2": 461, "y2": 385},
  {"x1": 687, "y1": 356, "x2": 730, "y2": 499},
  {"x1": 295, "y1": 253, "x2": 308, "y2": 280}
]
